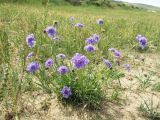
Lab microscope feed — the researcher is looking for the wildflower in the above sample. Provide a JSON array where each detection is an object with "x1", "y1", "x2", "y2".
[
  {"x1": 56, "y1": 53, "x2": 66, "y2": 59},
  {"x1": 57, "y1": 66, "x2": 69, "y2": 74},
  {"x1": 103, "y1": 59, "x2": 112, "y2": 69},
  {"x1": 84, "y1": 44, "x2": 96, "y2": 52},
  {"x1": 71, "y1": 53, "x2": 89, "y2": 69},
  {"x1": 96, "y1": 18, "x2": 104, "y2": 25},
  {"x1": 45, "y1": 26, "x2": 56, "y2": 38},
  {"x1": 85, "y1": 37, "x2": 97, "y2": 44},
  {"x1": 85, "y1": 34, "x2": 100, "y2": 45},
  {"x1": 139, "y1": 37, "x2": 147, "y2": 49},
  {"x1": 124, "y1": 64, "x2": 131, "y2": 72},
  {"x1": 74, "y1": 23, "x2": 84, "y2": 28},
  {"x1": 26, "y1": 34, "x2": 36, "y2": 48},
  {"x1": 136, "y1": 34, "x2": 142, "y2": 41},
  {"x1": 92, "y1": 34, "x2": 100, "y2": 43},
  {"x1": 60, "y1": 86, "x2": 72, "y2": 99},
  {"x1": 109, "y1": 48, "x2": 121, "y2": 58},
  {"x1": 114, "y1": 50, "x2": 121, "y2": 58},
  {"x1": 26, "y1": 52, "x2": 34, "y2": 60},
  {"x1": 26, "y1": 62, "x2": 39, "y2": 73},
  {"x1": 45, "y1": 58, "x2": 54, "y2": 68}
]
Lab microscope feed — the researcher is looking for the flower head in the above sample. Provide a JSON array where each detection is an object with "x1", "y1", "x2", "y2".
[
  {"x1": 57, "y1": 66, "x2": 69, "y2": 74},
  {"x1": 56, "y1": 53, "x2": 66, "y2": 59},
  {"x1": 26, "y1": 62, "x2": 39, "y2": 73},
  {"x1": 26, "y1": 34, "x2": 36, "y2": 48},
  {"x1": 71, "y1": 53, "x2": 89, "y2": 69},
  {"x1": 96, "y1": 18, "x2": 104, "y2": 25},
  {"x1": 84, "y1": 44, "x2": 96, "y2": 52},
  {"x1": 85, "y1": 34, "x2": 100, "y2": 45},
  {"x1": 85, "y1": 37, "x2": 97, "y2": 44},
  {"x1": 74, "y1": 23, "x2": 84, "y2": 28},
  {"x1": 114, "y1": 50, "x2": 121, "y2": 58},
  {"x1": 92, "y1": 34, "x2": 100, "y2": 43},
  {"x1": 124, "y1": 63, "x2": 131, "y2": 72},
  {"x1": 109, "y1": 48, "x2": 121, "y2": 58},
  {"x1": 60, "y1": 86, "x2": 72, "y2": 99},
  {"x1": 45, "y1": 26, "x2": 56, "y2": 38},
  {"x1": 26, "y1": 52, "x2": 34, "y2": 60},
  {"x1": 139, "y1": 37, "x2": 147, "y2": 49},
  {"x1": 103, "y1": 59, "x2": 112, "y2": 69},
  {"x1": 45, "y1": 58, "x2": 54, "y2": 68},
  {"x1": 136, "y1": 34, "x2": 142, "y2": 41}
]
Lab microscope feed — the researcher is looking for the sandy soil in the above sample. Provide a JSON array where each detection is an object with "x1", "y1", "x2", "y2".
[{"x1": 0, "y1": 52, "x2": 160, "y2": 120}]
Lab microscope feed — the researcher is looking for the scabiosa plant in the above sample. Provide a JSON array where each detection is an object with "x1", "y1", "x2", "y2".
[
  {"x1": 71, "y1": 53, "x2": 89, "y2": 69},
  {"x1": 45, "y1": 26, "x2": 56, "y2": 38},
  {"x1": 136, "y1": 34, "x2": 142, "y2": 41},
  {"x1": 96, "y1": 18, "x2": 104, "y2": 25},
  {"x1": 57, "y1": 66, "x2": 69, "y2": 74},
  {"x1": 139, "y1": 37, "x2": 147, "y2": 49},
  {"x1": 60, "y1": 86, "x2": 72, "y2": 99},
  {"x1": 103, "y1": 59, "x2": 112, "y2": 69},
  {"x1": 26, "y1": 62, "x2": 39, "y2": 73},
  {"x1": 114, "y1": 50, "x2": 122, "y2": 58},
  {"x1": 84, "y1": 44, "x2": 96, "y2": 52},
  {"x1": 26, "y1": 52, "x2": 34, "y2": 60},
  {"x1": 45, "y1": 58, "x2": 54, "y2": 69},
  {"x1": 85, "y1": 37, "x2": 97, "y2": 45},
  {"x1": 92, "y1": 34, "x2": 100, "y2": 43},
  {"x1": 124, "y1": 63, "x2": 131, "y2": 72},
  {"x1": 74, "y1": 23, "x2": 84, "y2": 28},
  {"x1": 109, "y1": 48, "x2": 121, "y2": 58},
  {"x1": 85, "y1": 34, "x2": 100, "y2": 45},
  {"x1": 26, "y1": 34, "x2": 36, "y2": 48},
  {"x1": 56, "y1": 53, "x2": 66, "y2": 59}
]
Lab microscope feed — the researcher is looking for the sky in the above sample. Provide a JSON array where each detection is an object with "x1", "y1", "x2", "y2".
[{"x1": 115, "y1": 0, "x2": 160, "y2": 7}]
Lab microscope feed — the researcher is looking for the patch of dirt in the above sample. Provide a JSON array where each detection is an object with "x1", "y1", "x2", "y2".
[{"x1": 1, "y1": 53, "x2": 160, "y2": 120}]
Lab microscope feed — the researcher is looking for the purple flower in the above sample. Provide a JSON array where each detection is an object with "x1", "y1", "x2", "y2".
[
  {"x1": 124, "y1": 64, "x2": 131, "y2": 72},
  {"x1": 26, "y1": 62, "x2": 39, "y2": 73},
  {"x1": 96, "y1": 18, "x2": 104, "y2": 25},
  {"x1": 139, "y1": 37, "x2": 147, "y2": 49},
  {"x1": 114, "y1": 50, "x2": 121, "y2": 58},
  {"x1": 109, "y1": 48, "x2": 121, "y2": 58},
  {"x1": 85, "y1": 37, "x2": 97, "y2": 44},
  {"x1": 136, "y1": 34, "x2": 142, "y2": 41},
  {"x1": 71, "y1": 53, "x2": 89, "y2": 69},
  {"x1": 45, "y1": 26, "x2": 56, "y2": 38},
  {"x1": 45, "y1": 58, "x2": 54, "y2": 68},
  {"x1": 26, "y1": 34, "x2": 36, "y2": 48},
  {"x1": 85, "y1": 34, "x2": 100, "y2": 45},
  {"x1": 56, "y1": 53, "x2": 66, "y2": 59},
  {"x1": 92, "y1": 34, "x2": 100, "y2": 43},
  {"x1": 74, "y1": 23, "x2": 84, "y2": 28},
  {"x1": 57, "y1": 66, "x2": 69, "y2": 74},
  {"x1": 103, "y1": 59, "x2": 112, "y2": 69},
  {"x1": 26, "y1": 52, "x2": 34, "y2": 60},
  {"x1": 84, "y1": 44, "x2": 96, "y2": 52},
  {"x1": 60, "y1": 86, "x2": 72, "y2": 99}
]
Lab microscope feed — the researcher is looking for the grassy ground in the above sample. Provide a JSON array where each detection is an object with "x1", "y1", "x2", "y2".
[{"x1": 0, "y1": 3, "x2": 160, "y2": 120}]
